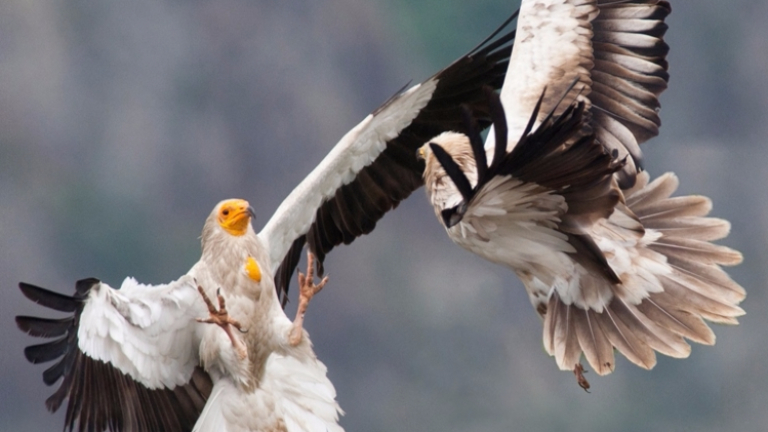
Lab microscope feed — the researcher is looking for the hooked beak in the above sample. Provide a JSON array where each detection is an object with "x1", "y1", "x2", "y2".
[{"x1": 416, "y1": 146, "x2": 427, "y2": 161}]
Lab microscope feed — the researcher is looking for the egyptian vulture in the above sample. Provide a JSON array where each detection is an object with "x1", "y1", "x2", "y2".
[
  {"x1": 419, "y1": 0, "x2": 745, "y2": 385},
  {"x1": 18, "y1": 199, "x2": 342, "y2": 432},
  {"x1": 17, "y1": 12, "x2": 520, "y2": 432}
]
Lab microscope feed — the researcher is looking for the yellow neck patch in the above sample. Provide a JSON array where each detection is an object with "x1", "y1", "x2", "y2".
[{"x1": 245, "y1": 256, "x2": 262, "y2": 282}]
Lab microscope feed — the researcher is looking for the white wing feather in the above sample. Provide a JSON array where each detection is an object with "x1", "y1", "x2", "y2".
[
  {"x1": 191, "y1": 353, "x2": 342, "y2": 432},
  {"x1": 489, "y1": 0, "x2": 597, "y2": 146},
  {"x1": 259, "y1": 79, "x2": 438, "y2": 273},
  {"x1": 488, "y1": 0, "x2": 670, "y2": 183},
  {"x1": 267, "y1": 353, "x2": 343, "y2": 432},
  {"x1": 77, "y1": 275, "x2": 206, "y2": 389}
]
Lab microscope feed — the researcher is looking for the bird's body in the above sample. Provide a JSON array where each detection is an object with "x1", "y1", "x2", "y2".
[
  {"x1": 193, "y1": 215, "x2": 279, "y2": 389},
  {"x1": 190, "y1": 203, "x2": 340, "y2": 432},
  {"x1": 424, "y1": 127, "x2": 620, "y2": 317}
]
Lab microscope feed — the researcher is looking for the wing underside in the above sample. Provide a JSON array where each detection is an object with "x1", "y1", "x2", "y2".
[
  {"x1": 496, "y1": 0, "x2": 671, "y2": 187},
  {"x1": 17, "y1": 278, "x2": 213, "y2": 432}
]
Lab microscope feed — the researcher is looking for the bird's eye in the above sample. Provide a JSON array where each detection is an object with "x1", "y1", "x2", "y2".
[{"x1": 222, "y1": 209, "x2": 230, "y2": 216}]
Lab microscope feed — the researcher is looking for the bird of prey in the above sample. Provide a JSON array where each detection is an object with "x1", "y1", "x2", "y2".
[
  {"x1": 17, "y1": 12, "x2": 521, "y2": 432},
  {"x1": 418, "y1": 0, "x2": 746, "y2": 382},
  {"x1": 18, "y1": 199, "x2": 343, "y2": 432}
]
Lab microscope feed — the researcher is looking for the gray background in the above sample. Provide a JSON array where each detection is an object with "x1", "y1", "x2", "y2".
[{"x1": 2, "y1": 1, "x2": 767, "y2": 431}]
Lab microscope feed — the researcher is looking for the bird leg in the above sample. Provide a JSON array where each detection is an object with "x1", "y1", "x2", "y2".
[
  {"x1": 289, "y1": 251, "x2": 329, "y2": 346},
  {"x1": 574, "y1": 363, "x2": 590, "y2": 393},
  {"x1": 197, "y1": 285, "x2": 248, "y2": 360}
]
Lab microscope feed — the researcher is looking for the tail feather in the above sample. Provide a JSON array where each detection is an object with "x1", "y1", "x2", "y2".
[
  {"x1": 573, "y1": 308, "x2": 615, "y2": 375},
  {"x1": 648, "y1": 217, "x2": 731, "y2": 241},
  {"x1": 664, "y1": 266, "x2": 745, "y2": 308},
  {"x1": 634, "y1": 196, "x2": 712, "y2": 221},
  {"x1": 611, "y1": 298, "x2": 690, "y2": 360},
  {"x1": 552, "y1": 300, "x2": 583, "y2": 378},
  {"x1": 623, "y1": 172, "x2": 675, "y2": 207},
  {"x1": 547, "y1": 294, "x2": 693, "y2": 376},
  {"x1": 666, "y1": 257, "x2": 746, "y2": 301},
  {"x1": 595, "y1": 303, "x2": 656, "y2": 370},
  {"x1": 651, "y1": 236, "x2": 743, "y2": 266},
  {"x1": 639, "y1": 295, "x2": 716, "y2": 345},
  {"x1": 541, "y1": 171, "x2": 745, "y2": 375},
  {"x1": 661, "y1": 276, "x2": 744, "y2": 322}
]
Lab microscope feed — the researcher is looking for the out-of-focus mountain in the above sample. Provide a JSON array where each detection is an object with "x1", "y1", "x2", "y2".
[{"x1": 2, "y1": 1, "x2": 767, "y2": 431}]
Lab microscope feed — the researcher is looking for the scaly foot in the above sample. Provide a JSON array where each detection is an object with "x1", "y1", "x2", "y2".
[
  {"x1": 197, "y1": 285, "x2": 248, "y2": 360},
  {"x1": 289, "y1": 252, "x2": 328, "y2": 346},
  {"x1": 574, "y1": 363, "x2": 590, "y2": 393}
]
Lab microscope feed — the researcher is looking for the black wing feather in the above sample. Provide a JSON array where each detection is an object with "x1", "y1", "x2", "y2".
[
  {"x1": 461, "y1": 104, "x2": 487, "y2": 182},
  {"x1": 484, "y1": 86, "x2": 509, "y2": 171},
  {"x1": 433, "y1": 88, "x2": 624, "y2": 284},
  {"x1": 429, "y1": 143, "x2": 474, "y2": 201},
  {"x1": 16, "y1": 316, "x2": 73, "y2": 338},
  {"x1": 19, "y1": 282, "x2": 80, "y2": 313},
  {"x1": 274, "y1": 11, "x2": 519, "y2": 300},
  {"x1": 16, "y1": 279, "x2": 212, "y2": 432}
]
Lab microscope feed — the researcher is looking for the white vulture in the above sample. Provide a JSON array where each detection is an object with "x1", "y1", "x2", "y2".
[
  {"x1": 18, "y1": 199, "x2": 342, "y2": 432},
  {"x1": 419, "y1": 0, "x2": 746, "y2": 387},
  {"x1": 17, "y1": 12, "x2": 521, "y2": 432}
]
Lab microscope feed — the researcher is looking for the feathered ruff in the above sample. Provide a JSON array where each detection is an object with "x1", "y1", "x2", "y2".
[{"x1": 542, "y1": 171, "x2": 745, "y2": 375}]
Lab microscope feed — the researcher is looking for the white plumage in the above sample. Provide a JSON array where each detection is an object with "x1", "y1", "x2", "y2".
[
  {"x1": 18, "y1": 199, "x2": 342, "y2": 432},
  {"x1": 77, "y1": 276, "x2": 205, "y2": 390}
]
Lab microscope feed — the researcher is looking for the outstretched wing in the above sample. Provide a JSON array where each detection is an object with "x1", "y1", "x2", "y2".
[
  {"x1": 258, "y1": 11, "x2": 519, "y2": 304},
  {"x1": 491, "y1": 0, "x2": 671, "y2": 187},
  {"x1": 16, "y1": 277, "x2": 213, "y2": 432}
]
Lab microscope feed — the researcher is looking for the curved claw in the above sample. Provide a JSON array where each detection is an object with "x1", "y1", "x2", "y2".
[
  {"x1": 289, "y1": 251, "x2": 330, "y2": 346},
  {"x1": 196, "y1": 284, "x2": 248, "y2": 359},
  {"x1": 574, "y1": 363, "x2": 591, "y2": 393}
]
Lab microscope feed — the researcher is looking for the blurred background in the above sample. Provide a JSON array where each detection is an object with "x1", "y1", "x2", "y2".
[{"x1": 2, "y1": 1, "x2": 767, "y2": 431}]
